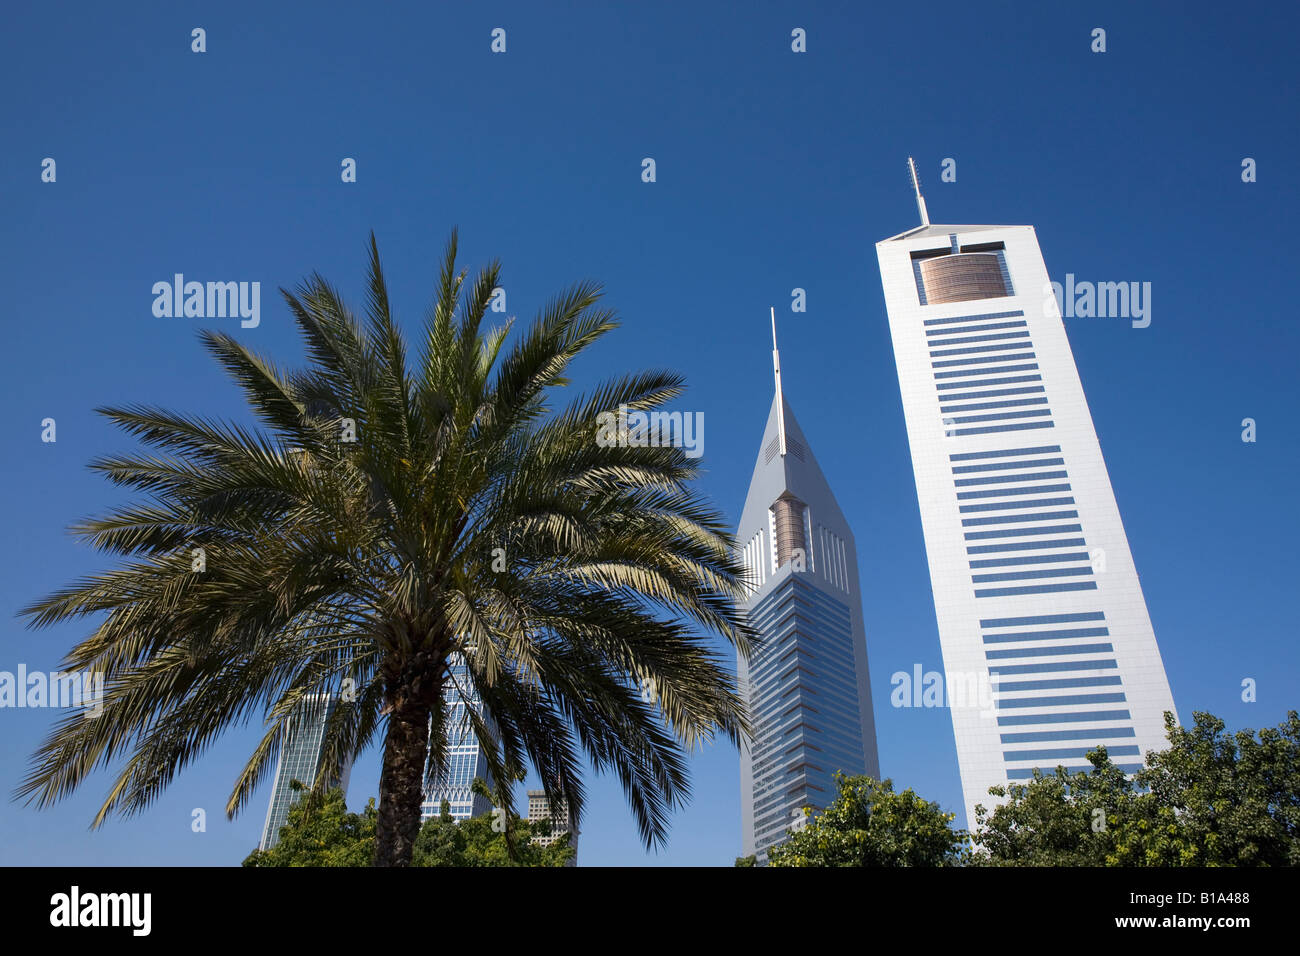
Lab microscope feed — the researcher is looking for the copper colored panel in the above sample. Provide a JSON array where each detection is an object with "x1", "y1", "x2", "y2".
[
  {"x1": 773, "y1": 495, "x2": 807, "y2": 568},
  {"x1": 920, "y1": 253, "x2": 1009, "y2": 304}
]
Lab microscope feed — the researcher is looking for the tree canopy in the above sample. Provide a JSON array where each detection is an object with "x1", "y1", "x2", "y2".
[
  {"x1": 245, "y1": 788, "x2": 574, "y2": 867},
  {"x1": 243, "y1": 784, "x2": 375, "y2": 867},
  {"x1": 765, "y1": 774, "x2": 966, "y2": 867},
  {"x1": 411, "y1": 799, "x2": 574, "y2": 867},
  {"x1": 972, "y1": 710, "x2": 1300, "y2": 866},
  {"x1": 739, "y1": 710, "x2": 1300, "y2": 867}
]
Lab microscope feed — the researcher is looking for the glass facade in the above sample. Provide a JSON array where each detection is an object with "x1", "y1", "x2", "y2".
[
  {"x1": 737, "y1": 390, "x2": 879, "y2": 860},
  {"x1": 745, "y1": 576, "x2": 869, "y2": 853},
  {"x1": 421, "y1": 655, "x2": 494, "y2": 822},
  {"x1": 259, "y1": 692, "x2": 352, "y2": 851}
]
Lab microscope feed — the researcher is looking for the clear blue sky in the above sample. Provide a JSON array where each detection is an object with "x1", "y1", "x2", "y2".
[{"x1": 2, "y1": 0, "x2": 1297, "y2": 866}]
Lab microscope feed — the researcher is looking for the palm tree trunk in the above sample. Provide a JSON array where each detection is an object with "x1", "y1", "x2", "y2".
[{"x1": 373, "y1": 697, "x2": 432, "y2": 866}]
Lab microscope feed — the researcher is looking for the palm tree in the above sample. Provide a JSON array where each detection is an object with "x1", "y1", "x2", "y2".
[{"x1": 18, "y1": 231, "x2": 754, "y2": 866}]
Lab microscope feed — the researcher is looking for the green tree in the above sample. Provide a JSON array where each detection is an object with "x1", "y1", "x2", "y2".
[
  {"x1": 766, "y1": 774, "x2": 966, "y2": 867},
  {"x1": 409, "y1": 799, "x2": 468, "y2": 867},
  {"x1": 1125, "y1": 709, "x2": 1300, "y2": 866},
  {"x1": 244, "y1": 790, "x2": 574, "y2": 867},
  {"x1": 17, "y1": 231, "x2": 754, "y2": 866},
  {"x1": 970, "y1": 710, "x2": 1300, "y2": 866},
  {"x1": 969, "y1": 748, "x2": 1139, "y2": 866},
  {"x1": 409, "y1": 797, "x2": 574, "y2": 867},
  {"x1": 243, "y1": 783, "x2": 375, "y2": 867},
  {"x1": 468, "y1": 773, "x2": 525, "y2": 862}
]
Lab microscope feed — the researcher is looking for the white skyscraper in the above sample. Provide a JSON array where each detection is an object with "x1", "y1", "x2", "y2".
[{"x1": 875, "y1": 164, "x2": 1177, "y2": 828}]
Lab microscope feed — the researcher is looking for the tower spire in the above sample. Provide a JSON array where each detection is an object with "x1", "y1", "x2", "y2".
[
  {"x1": 771, "y1": 306, "x2": 787, "y2": 457},
  {"x1": 908, "y1": 156, "x2": 931, "y2": 227}
]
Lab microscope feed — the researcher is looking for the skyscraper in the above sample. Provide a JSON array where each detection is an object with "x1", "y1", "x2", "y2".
[
  {"x1": 874, "y1": 162, "x2": 1177, "y2": 828},
  {"x1": 736, "y1": 316, "x2": 880, "y2": 859},
  {"x1": 527, "y1": 789, "x2": 578, "y2": 864},
  {"x1": 259, "y1": 692, "x2": 353, "y2": 851},
  {"x1": 421, "y1": 654, "x2": 494, "y2": 822}
]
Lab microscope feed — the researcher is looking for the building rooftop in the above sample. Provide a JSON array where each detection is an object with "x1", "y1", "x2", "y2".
[{"x1": 880, "y1": 223, "x2": 1025, "y2": 243}]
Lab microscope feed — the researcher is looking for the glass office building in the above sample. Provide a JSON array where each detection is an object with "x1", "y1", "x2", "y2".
[
  {"x1": 736, "y1": 344, "x2": 880, "y2": 859},
  {"x1": 421, "y1": 655, "x2": 494, "y2": 822},
  {"x1": 259, "y1": 692, "x2": 352, "y2": 850}
]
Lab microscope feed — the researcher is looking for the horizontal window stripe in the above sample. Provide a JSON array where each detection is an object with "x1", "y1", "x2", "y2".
[
  {"x1": 922, "y1": 309, "x2": 1025, "y2": 327},
  {"x1": 961, "y1": 497, "x2": 1076, "y2": 513},
  {"x1": 962, "y1": 510, "x2": 1079, "y2": 526},
  {"x1": 955, "y1": 470, "x2": 1068, "y2": 486},
  {"x1": 957, "y1": 483, "x2": 1072, "y2": 500},
  {"x1": 1000, "y1": 727, "x2": 1135, "y2": 743},
  {"x1": 955, "y1": 421, "x2": 1056, "y2": 437},
  {"x1": 950, "y1": 445, "x2": 1062, "y2": 462},
  {"x1": 942, "y1": 397, "x2": 1050, "y2": 414},
  {"x1": 967, "y1": 538, "x2": 1087, "y2": 554},
  {"x1": 994, "y1": 676, "x2": 1123, "y2": 692},
  {"x1": 982, "y1": 626, "x2": 1111, "y2": 643},
  {"x1": 972, "y1": 566, "x2": 1094, "y2": 583},
  {"x1": 952, "y1": 409, "x2": 1054, "y2": 425},
  {"x1": 997, "y1": 710, "x2": 1131, "y2": 727},
  {"x1": 1007, "y1": 763, "x2": 1144, "y2": 778},
  {"x1": 964, "y1": 523, "x2": 1083, "y2": 540},
  {"x1": 987, "y1": 659, "x2": 1117, "y2": 675},
  {"x1": 970, "y1": 552, "x2": 1091, "y2": 570},
  {"x1": 926, "y1": 321, "x2": 1028, "y2": 340},
  {"x1": 928, "y1": 331, "x2": 1031, "y2": 348},
  {"x1": 952, "y1": 457, "x2": 1065, "y2": 473},
  {"x1": 941, "y1": 386, "x2": 1046, "y2": 402},
  {"x1": 934, "y1": 352, "x2": 1037, "y2": 368},
  {"x1": 1004, "y1": 745, "x2": 1140, "y2": 761},
  {"x1": 936, "y1": 374, "x2": 1043, "y2": 391},
  {"x1": 986, "y1": 642, "x2": 1113, "y2": 660},
  {"x1": 934, "y1": 363, "x2": 1040, "y2": 379},
  {"x1": 981, "y1": 611, "x2": 1107, "y2": 628},
  {"x1": 976, "y1": 581, "x2": 1098, "y2": 597},
  {"x1": 930, "y1": 341, "x2": 1035, "y2": 358},
  {"x1": 927, "y1": 328, "x2": 1029, "y2": 345}
]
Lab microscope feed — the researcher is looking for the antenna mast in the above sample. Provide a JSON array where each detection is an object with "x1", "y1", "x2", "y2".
[
  {"x1": 771, "y1": 307, "x2": 787, "y2": 457},
  {"x1": 908, "y1": 156, "x2": 931, "y2": 226}
]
